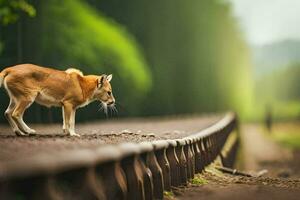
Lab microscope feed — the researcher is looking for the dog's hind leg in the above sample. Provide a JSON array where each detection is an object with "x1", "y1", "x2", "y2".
[
  {"x1": 12, "y1": 99, "x2": 36, "y2": 135},
  {"x1": 5, "y1": 98, "x2": 27, "y2": 136}
]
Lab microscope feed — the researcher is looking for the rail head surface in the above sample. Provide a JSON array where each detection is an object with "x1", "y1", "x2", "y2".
[
  {"x1": 166, "y1": 140, "x2": 177, "y2": 147},
  {"x1": 152, "y1": 140, "x2": 169, "y2": 150},
  {"x1": 189, "y1": 112, "x2": 236, "y2": 139},
  {"x1": 138, "y1": 141, "x2": 154, "y2": 153}
]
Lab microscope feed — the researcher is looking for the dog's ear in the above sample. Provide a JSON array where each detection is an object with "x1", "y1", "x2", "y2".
[
  {"x1": 97, "y1": 75, "x2": 107, "y2": 88},
  {"x1": 107, "y1": 74, "x2": 113, "y2": 82}
]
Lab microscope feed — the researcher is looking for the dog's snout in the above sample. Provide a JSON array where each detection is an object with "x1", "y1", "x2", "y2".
[{"x1": 108, "y1": 101, "x2": 115, "y2": 105}]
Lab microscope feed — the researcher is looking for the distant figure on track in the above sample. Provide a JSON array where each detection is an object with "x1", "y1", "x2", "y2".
[
  {"x1": 0, "y1": 64, "x2": 115, "y2": 137},
  {"x1": 265, "y1": 104, "x2": 273, "y2": 133}
]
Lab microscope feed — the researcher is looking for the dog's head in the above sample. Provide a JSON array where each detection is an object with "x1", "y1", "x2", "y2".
[{"x1": 94, "y1": 74, "x2": 115, "y2": 107}]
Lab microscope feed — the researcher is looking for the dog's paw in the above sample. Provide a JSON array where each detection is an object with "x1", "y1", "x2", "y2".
[
  {"x1": 14, "y1": 130, "x2": 28, "y2": 136},
  {"x1": 26, "y1": 129, "x2": 36, "y2": 134},
  {"x1": 69, "y1": 133, "x2": 80, "y2": 137}
]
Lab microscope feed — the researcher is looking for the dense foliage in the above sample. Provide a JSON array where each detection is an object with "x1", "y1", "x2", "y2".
[
  {"x1": 257, "y1": 64, "x2": 300, "y2": 101},
  {"x1": 0, "y1": 0, "x2": 253, "y2": 123},
  {"x1": 95, "y1": 0, "x2": 253, "y2": 116},
  {"x1": 0, "y1": 0, "x2": 35, "y2": 25},
  {"x1": 255, "y1": 63, "x2": 300, "y2": 120},
  {"x1": 0, "y1": 0, "x2": 152, "y2": 122}
]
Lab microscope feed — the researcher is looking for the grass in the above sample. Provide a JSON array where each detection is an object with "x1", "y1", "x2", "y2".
[
  {"x1": 272, "y1": 101, "x2": 300, "y2": 121},
  {"x1": 190, "y1": 176, "x2": 208, "y2": 185},
  {"x1": 273, "y1": 134, "x2": 300, "y2": 149},
  {"x1": 244, "y1": 101, "x2": 300, "y2": 123},
  {"x1": 163, "y1": 191, "x2": 175, "y2": 199},
  {"x1": 163, "y1": 175, "x2": 208, "y2": 199},
  {"x1": 268, "y1": 122, "x2": 300, "y2": 149}
]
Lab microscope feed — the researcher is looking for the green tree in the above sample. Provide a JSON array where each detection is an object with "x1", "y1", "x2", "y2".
[
  {"x1": 95, "y1": 0, "x2": 253, "y2": 116},
  {"x1": 257, "y1": 63, "x2": 300, "y2": 101},
  {"x1": 0, "y1": 0, "x2": 152, "y2": 123},
  {"x1": 0, "y1": 0, "x2": 35, "y2": 25}
]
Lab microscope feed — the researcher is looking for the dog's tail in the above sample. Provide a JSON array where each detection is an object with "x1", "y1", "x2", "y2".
[{"x1": 0, "y1": 70, "x2": 8, "y2": 88}]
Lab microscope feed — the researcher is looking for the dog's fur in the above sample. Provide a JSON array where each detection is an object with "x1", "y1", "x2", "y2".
[{"x1": 0, "y1": 64, "x2": 115, "y2": 136}]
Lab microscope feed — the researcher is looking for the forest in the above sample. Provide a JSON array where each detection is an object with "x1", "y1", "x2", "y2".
[
  {"x1": 255, "y1": 63, "x2": 300, "y2": 120},
  {"x1": 1, "y1": 0, "x2": 253, "y2": 123}
]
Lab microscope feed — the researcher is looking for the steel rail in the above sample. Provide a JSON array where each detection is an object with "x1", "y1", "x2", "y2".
[{"x1": 0, "y1": 112, "x2": 238, "y2": 200}]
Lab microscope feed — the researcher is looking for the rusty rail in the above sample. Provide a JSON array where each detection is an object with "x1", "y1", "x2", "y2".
[{"x1": 0, "y1": 112, "x2": 238, "y2": 200}]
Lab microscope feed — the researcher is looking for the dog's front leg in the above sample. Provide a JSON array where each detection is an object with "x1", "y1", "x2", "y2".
[
  {"x1": 62, "y1": 107, "x2": 66, "y2": 133},
  {"x1": 63, "y1": 103, "x2": 80, "y2": 137},
  {"x1": 70, "y1": 109, "x2": 79, "y2": 137}
]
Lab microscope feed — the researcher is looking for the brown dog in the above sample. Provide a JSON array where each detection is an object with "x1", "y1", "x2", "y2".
[{"x1": 0, "y1": 64, "x2": 115, "y2": 136}]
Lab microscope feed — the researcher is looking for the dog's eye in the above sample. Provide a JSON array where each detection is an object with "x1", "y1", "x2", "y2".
[{"x1": 107, "y1": 91, "x2": 111, "y2": 96}]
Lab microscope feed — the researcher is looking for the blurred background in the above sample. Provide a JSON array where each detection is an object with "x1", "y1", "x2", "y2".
[{"x1": 0, "y1": 0, "x2": 299, "y2": 125}]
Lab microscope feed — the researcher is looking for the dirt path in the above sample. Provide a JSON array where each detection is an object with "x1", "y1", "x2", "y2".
[
  {"x1": 241, "y1": 124, "x2": 294, "y2": 177},
  {"x1": 175, "y1": 172, "x2": 300, "y2": 200},
  {"x1": 177, "y1": 124, "x2": 300, "y2": 200}
]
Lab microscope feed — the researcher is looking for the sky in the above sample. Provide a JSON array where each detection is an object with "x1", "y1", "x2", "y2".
[{"x1": 228, "y1": 0, "x2": 300, "y2": 46}]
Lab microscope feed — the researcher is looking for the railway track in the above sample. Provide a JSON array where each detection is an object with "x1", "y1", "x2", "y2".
[{"x1": 0, "y1": 113, "x2": 238, "y2": 200}]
